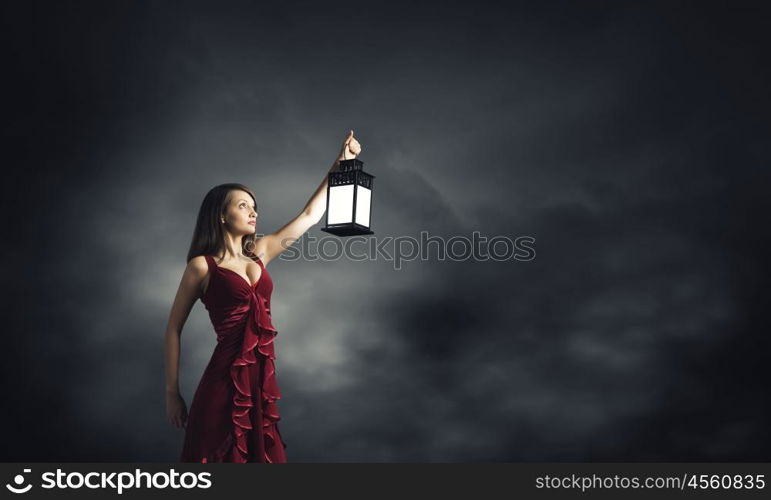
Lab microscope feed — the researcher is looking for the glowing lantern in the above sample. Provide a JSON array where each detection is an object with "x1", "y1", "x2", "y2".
[{"x1": 321, "y1": 158, "x2": 375, "y2": 236}]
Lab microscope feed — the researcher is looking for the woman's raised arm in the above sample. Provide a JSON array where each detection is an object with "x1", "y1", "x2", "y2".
[{"x1": 253, "y1": 130, "x2": 362, "y2": 266}]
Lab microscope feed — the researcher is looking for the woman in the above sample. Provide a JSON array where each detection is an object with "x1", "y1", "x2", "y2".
[{"x1": 164, "y1": 130, "x2": 362, "y2": 462}]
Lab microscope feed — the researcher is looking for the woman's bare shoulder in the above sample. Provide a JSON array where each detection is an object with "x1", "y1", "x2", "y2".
[
  {"x1": 187, "y1": 255, "x2": 209, "y2": 277},
  {"x1": 251, "y1": 238, "x2": 270, "y2": 265}
]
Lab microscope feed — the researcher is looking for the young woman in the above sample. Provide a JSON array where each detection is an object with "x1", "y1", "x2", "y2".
[{"x1": 165, "y1": 130, "x2": 362, "y2": 462}]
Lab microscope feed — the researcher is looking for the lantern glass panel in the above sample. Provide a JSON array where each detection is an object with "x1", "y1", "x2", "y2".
[
  {"x1": 328, "y1": 184, "x2": 354, "y2": 224},
  {"x1": 355, "y1": 185, "x2": 371, "y2": 227}
]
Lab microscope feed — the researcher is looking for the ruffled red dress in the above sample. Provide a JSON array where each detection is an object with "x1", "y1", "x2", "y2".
[{"x1": 180, "y1": 251, "x2": 287, "y2": 463}]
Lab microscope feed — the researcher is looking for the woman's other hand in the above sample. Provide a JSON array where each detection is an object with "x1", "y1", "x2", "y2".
[{"x1": 166, "y1": 391, "x2": 188, "y2": 429}]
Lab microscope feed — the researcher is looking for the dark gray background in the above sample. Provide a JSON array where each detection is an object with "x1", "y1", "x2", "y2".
[{"x1": 2, "y1": 0, "x2": 769, "y2": 462}]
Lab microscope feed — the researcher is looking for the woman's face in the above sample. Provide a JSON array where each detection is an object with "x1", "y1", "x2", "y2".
[{"x1": 223, "y1": 190, "x2": 258, "y2": 235}]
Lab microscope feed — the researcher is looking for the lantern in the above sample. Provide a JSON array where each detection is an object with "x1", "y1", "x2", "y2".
[{"x1": 321, "y1": 158, "x2": 375, "y2": 236}]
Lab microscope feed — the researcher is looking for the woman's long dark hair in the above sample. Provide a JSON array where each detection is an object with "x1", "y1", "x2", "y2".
[{"x1": 186, "y1": 183, "x2": 259, "y2": 263}]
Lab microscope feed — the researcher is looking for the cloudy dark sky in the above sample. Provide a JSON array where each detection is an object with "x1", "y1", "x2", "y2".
[{"x1": 2, "y1": 1, "x2": 769, "y2": 462}]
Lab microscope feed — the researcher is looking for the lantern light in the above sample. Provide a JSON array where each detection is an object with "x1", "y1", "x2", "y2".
[{"x1": 321, "y1": 158, "x2": 375, "y2": 236}]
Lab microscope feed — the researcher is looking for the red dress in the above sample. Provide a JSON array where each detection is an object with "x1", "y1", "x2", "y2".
[{"x1": 180, "y1": 251, "x2": 287, "y2": 463}]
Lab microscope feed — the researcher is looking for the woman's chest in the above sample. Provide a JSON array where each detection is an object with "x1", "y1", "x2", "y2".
[{"x1": 203, "y1": 266, "x2": 273, "y2": 305}]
